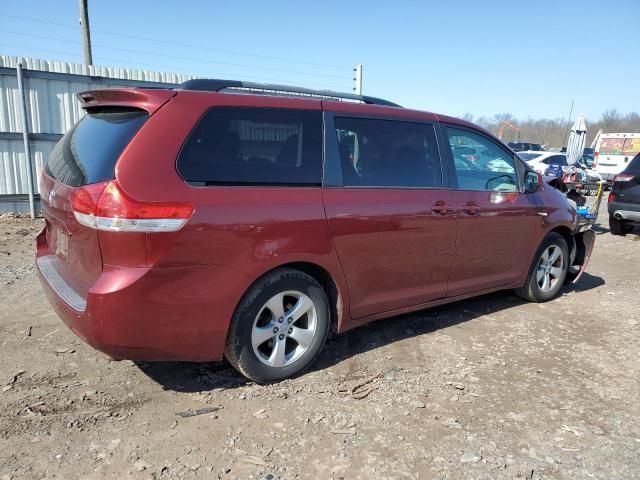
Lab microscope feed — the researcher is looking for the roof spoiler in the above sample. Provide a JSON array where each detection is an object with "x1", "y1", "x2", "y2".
[{"x1": 77, "y1": 89, "x2": 177, "y2": 114}]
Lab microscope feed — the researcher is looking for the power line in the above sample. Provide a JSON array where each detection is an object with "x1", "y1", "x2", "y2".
[
  {"x1": 0, "y1": 43, "x2": 348, "y2": 90},
  {"x1": 0, "y1": 13, "x2": 349, "y2": 70},
  {"x1": 0, "y1": 29, "x2": 346, "y2": 80}
]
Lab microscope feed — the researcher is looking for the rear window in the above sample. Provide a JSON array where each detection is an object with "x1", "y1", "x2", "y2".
[
  {"x1": 177, "y1": 107, "x2": 322, "y2": 186},
  {"x1": 46, "y1": 108, "x2": 148, "y2": 187},
  {"x1": 623, "y1": 138, "x2": 640, "y2": 156},
  {"x1": 598, "y1": 137, "x2": 624, "y2": 155}
]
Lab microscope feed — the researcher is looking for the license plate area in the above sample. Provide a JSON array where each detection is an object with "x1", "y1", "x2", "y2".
[{"x1": 51, "y1": 223, "x2": 69, "y2": 260}]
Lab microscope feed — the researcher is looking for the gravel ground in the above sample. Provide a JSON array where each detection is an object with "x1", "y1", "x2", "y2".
[{"x1": 0, "y1": 201, "x2": 639, "y2": 480}]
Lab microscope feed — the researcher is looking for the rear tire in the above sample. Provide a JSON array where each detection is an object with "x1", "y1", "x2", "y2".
[
  {"x1": 224, "y1": 268, "x2": 330, "y2": 383},
  {"x1": 515, "y1": 232, "x2": 569, "y2": 302},
  {"x1": 609, "y1": 215, "x2": 631, "y2": 236}
]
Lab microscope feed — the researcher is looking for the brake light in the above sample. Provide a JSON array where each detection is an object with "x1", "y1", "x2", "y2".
[
  {"x1": 593, "y1": 151, "x2": 598, "y2": 168},
  {"x1": 613, "y1": 174, "x2": 635, "y2": 182},
  {"x1": 608, "y1": 192, "x2": 615, "y2": 204},
  {"x1": 71, "y1": 181, "x2": 193, "y2": 232}
]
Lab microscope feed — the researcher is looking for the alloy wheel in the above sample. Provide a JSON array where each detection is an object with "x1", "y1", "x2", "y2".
[
  {"x1": 536, "y1": 245, "x2": 564, "y2": 293},
  {"x1": 251, "y1": 291, "x2": 318, "y2": 368}
]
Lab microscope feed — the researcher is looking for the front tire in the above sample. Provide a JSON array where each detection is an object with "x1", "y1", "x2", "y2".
[
  {"x1": 515, "y1": 232, "x2": 569, "y2": 302},
  {"x1": 224, "y1": 268, "x2": 330, "y2": 383}
]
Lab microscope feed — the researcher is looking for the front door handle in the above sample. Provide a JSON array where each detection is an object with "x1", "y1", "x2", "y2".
[
  {"x1": 461, "y1": 202, "x2": 480, "y2": 215},
  {"x1": 431, "y1": 201, "x2": 453, "y2": 215}
]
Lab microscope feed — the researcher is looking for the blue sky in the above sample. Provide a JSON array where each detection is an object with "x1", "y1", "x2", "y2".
[{"x1": 1, "y1": 0, "x2": 638, "y2": 120}]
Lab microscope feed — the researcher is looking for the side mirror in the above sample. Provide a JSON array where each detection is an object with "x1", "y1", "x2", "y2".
[{"x1": 524, "y1": 170, "x2": 542, "y2": 193}]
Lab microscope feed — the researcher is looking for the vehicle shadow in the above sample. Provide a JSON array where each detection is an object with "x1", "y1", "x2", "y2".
[
  {"x1": 564, "y1": 271, "x2": 605, "y2": 293},
  {"x1": 314, "y1": 273, "x2": 604, "y2": 373},
  {"x1": 135, "y1": 273, "x2": 605, "y2": 392},
  {"x1": 592, "y1": 223, "x2": 640, "y2": 236},
  {"x1": 591, "y1": 223, "x2": 610, "y2": 235}
]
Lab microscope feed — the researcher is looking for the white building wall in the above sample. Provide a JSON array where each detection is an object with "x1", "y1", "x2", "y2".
[{"x1": 0, "y1": 55, "x2": 197, "y2": 196}]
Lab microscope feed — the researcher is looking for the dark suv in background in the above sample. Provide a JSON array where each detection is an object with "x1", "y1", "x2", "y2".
[
  {"x1": 509, "y1": 142, "x2": 544, "y2": 152},
  {"x1": 609, "y1": 153, "x2": 640, "y2": 235},
  {"x1": 36, "y1": 79, "x2": 595, "y2": 383}
]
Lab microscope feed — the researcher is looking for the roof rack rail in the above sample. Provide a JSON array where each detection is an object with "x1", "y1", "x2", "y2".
[{"x1": 177, "y1": 79, "x2": 402, "y2": 108}]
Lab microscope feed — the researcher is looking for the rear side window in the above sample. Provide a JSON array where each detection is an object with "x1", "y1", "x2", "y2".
[
  {"x1": 599, "y1": 138, "x2": 624, "y2": 155},
  {"x1": 623, "y1": 138, "x2": 640, "y2": 156},
  {"x1": 47, "y1": 108, "x2": 148, "y2": 187},
  {"x1": 334, "y1": 117, "x2": 442, "y2": 188},
  {"x1": 177, "y1": 107, "x2": 322, "y2": 186}
]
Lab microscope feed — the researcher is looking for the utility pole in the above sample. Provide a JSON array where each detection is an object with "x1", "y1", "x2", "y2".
[
  {"x1": 79, "y1": 0, "x2": 93, "y2": 65},
  {"x1": 353, "y1": 64, "x2": 362, "y2": 95}
]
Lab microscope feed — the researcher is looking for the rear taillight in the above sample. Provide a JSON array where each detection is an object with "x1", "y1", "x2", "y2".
[
  {"x1": 608, "y1": 193, "x2": 615, "y2": 204},
  {"x1": 71, "y1": 181, "x2": 193, "y2": 232},
  {"x1": 613, "y1": 174, "x2": 635, "y2": 182},
  {"x1": 593, "y1": 151, "x2": 598, "y2": 168}
]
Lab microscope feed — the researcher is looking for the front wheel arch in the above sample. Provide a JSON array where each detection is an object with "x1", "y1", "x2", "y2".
[
  {"x1": 549, "y1": 226, "x2": 576, "y2": 267},
  {"x1": 515, "y1": 231, "x2": 570, "y2": 302}
]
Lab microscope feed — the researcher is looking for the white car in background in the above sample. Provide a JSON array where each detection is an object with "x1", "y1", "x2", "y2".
[
  {"x1": 518, "y1": 151, "x2": 603, "y2": 185},
  {"x1": 518, "y1": 151, "x2": 570, "y2": 174}
]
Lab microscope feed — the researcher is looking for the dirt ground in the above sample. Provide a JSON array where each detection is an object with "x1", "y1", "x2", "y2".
[{"x1": 1, "y1": 201, "x2": 639, "y2": 480}]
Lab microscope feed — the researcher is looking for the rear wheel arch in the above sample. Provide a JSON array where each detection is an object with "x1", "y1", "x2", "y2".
[
  {"x1": 224, "y1": 267, "x2": 330, "y2": 382},
  {"x1": 283, "y1": 262, "x2": 343, "y2": 335},
  {"x1": 235, "y1": 261, "x2": 345, "y2": 337}
]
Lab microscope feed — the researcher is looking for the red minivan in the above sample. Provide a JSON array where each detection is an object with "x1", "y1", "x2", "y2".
[{"x1": 36, "y1": 79, "x2": 595, "y2": 382}]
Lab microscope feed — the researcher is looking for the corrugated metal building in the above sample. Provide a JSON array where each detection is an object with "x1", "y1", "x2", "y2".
[{"x1": 0, "y1": 55, "x2": 196, "y2": 209}]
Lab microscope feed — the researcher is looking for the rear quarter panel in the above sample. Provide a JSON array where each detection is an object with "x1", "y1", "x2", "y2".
[{"x1": 114, "y1": 92, "x2": 351, "y2": 329}]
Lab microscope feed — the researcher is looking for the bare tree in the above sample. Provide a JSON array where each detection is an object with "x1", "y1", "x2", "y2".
[
  {"x1": 461, "y1": 110, "x2": 640, "y2": 148},
  {"x1": 461, "y1": 112, "x2": 474, "y2": 123}
]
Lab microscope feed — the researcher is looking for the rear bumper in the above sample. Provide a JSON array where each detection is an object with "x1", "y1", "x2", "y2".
[
  {"x1": 608, "y1": 202, "x2": 640, "y2": 222},
  {"x1": 611, "y1": 210, "x2": 640, "y2": 222},
  {"x1": 36, "y1": 229, "x2": 253, "y2": 362}
]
